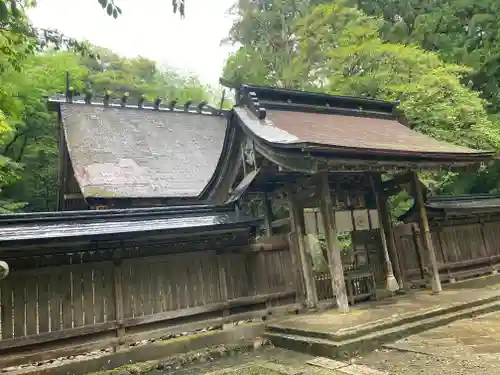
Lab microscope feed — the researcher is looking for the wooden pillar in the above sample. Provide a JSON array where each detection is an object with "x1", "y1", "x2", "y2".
[
  {"x1": 288, "y1": 189, "x2": 318, "y2": 308},
  {"x1": 370, "y1": 175, "x2": 400, "y2": 292},
  {"x1": 318, "y1": 172, "x2": 349, "y2": 313},
  {"x1": 262, "y1": 192, "x2": 273, "y2": 237},
  {"x1": 411, "y1": 172, "x2": 442, "y2": 294}
]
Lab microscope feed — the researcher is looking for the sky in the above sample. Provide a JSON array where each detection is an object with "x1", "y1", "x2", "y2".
[{"x1": 28, "y1": 0, "x2": 239, "y2": 86}]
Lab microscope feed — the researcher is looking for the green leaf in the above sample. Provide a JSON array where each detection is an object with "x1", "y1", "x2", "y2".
[
  {"x1": 112, "y1": 8, "x2": 118, "y2": 19},
  {"x1": 116, "y1": 6, "x2": 122, "y2": 14},
  {"x1": 98, "y1": 0, "x2": 107, "y2": 9},
  {"x1": 106, "y1": 3, "x2": 113, "y2": 16},
  {"x1": 0, "y1": 2, "x2": 9, "y2": 23}
]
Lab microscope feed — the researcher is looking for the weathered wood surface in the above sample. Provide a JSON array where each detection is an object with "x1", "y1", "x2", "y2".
[
  {"x1": 411, "y1": 172, "x2": 442, "y2": 293},
  {"x1": 319, "y1": 172, "x2": 349, "y2": 312},
  {"x1": 0, "y1": 238, "x2": 297, "y2": 368},
  {"x1": 303, "y1": 208, "x2": 382, "y2": 304},
  {"x1": 394, "y1": 220, "x2": 500, "y2": 285}
]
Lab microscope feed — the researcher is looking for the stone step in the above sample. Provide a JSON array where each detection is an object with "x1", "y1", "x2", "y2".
[
  {"x1": 265, "y1": 299, "x2": 500, "y2": 359},
  {"x1": 266, "y1": 293, "x2": 500, "y2": 342}
]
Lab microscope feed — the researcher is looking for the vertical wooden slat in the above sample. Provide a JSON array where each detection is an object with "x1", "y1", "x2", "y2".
[
  {"x1": 142, "y1": 262, "x2": 153, "y2": 316},
  {"x1": 72, "y1": 268, "x2": 84, "y2": 328},
  {"x1": 164, "y1": 258, "x2": 174, "y2": 311},
  {"x1": 185, "y1": 254, "x2": 195, "y2": 308},
  {"x1": 151, "y1": 262, "x2": 162, "y2": 314},
  {"x1": 49, "y1": 273, "x2": 61, "y2": 332},
  {"x1": 113, "y1": 260, "x2": 125, "y2": 349},
  {"x1": 134, "y1": 261, "x2": 145, "y2": 317},
  {"x1": 93, "y1": 267, "x2": 105, "y2": 324},
  {"x1": 103, "y1": 265, "x2": 115, "y2": 322},
  {"x1": 37, "y1": 275, "x2": 50, "y2": 334},
  {"x1": 1, "y1": 281, "x2": 14, "y2": 339},
  {"x1": 170, "y1": 255, "x2": 180, "y2": 310},
  {"x1": 181, "y1": 255, "x2": 191, "y2": 308},
  {"x1": 217, "y1": 254, "x2": 228, "y2": 307},
  {"x1": 121, "y1": 263, "x2": 132, "y2": 319},
  {"x1": 25, "y1": 278, "x2": 38, "y2": 336},
  {"x1": 82, "y1": 267, "x2": 94, "y2": 326},
  {"x1": 198, "y1": 254, "x2": 207, "y2": 305},
  {"x1": 13, "y1": 279, "x2": 26, "y2": 337},
  {"x1": 245, "y1": 252, "x2": 257, "y2": 296},
  {"x1": 61, "y1": 270, "x2": 73, "y2": 330}
]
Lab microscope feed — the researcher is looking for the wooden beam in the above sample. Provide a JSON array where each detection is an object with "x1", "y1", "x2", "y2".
[
  {"x1": 262, "y1": 192, "x2": 273, "y2": 237},
  {"x1": 318, "y1": 172, "x2": 349, "y2": 313},
  {"x1": 288, "y1": 189, "x2": 318, "y2": 308},
  {"x1": 411, "y1": 172, "x2": 442, "y2": 294},
  {"x1": 370, "y1": 174, "x2": 400, "y2": 292}
]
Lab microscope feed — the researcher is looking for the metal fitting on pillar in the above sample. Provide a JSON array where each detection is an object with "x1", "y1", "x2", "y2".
[{"x1": 0, "y1": 260, "x2": 9, "y2": 280}]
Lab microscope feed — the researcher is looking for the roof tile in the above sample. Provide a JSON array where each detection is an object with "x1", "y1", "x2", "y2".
[{"x1": 61, "y1": 104, "x2": 227, "y2": 198}]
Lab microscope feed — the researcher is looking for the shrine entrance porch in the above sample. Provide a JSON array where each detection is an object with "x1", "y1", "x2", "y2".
[{"x1": 265, "y1": 276, "x2": 500, "y2": 359}]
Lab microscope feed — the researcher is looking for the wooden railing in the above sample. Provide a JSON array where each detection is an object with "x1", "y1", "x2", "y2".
[
  {"x1": 394, "y1": 220, "x2": 500, "y2": 285},
  {"x1": 0, "y1": 237, "x2": 298, "y2": 368}
]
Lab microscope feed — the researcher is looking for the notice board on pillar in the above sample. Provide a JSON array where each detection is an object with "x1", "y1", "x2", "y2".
[
  {"x1": 303, "y1": 209, "x2": 380, "y2": 235},
  {"x1": 335, "y1": 209, "x2": 379, "y2": 232}
]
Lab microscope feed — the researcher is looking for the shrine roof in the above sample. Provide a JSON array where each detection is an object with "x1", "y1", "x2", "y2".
[
  {"x1": 399, "y1": 194, "x2": 500, "y2": 223},
  {"x1": 0, "y1": 204, "x2": 259, "y2": 245},
  {"x1": 49, "y1": 96, "x2": 229, "y2": 199},
  {"x1": 234, "y1": 84, "x2": 494, "y2": 162}
]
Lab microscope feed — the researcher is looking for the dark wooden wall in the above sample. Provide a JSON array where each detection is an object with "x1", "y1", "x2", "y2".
[
  {"x1": 394, "y1": 216, "x2": 500, "y2": 285},
  {"x1": 0, "y1": 236, "x2": 298, "y2": 369}
]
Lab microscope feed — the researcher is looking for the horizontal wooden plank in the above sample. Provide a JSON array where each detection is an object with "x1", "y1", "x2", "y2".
[
  {"x1": 0, "y1": 321, "x2": 118, "y2": 351},
  {"x1": 124, "y1": 290, "x2": 296, "y2": 328},
  {"x1": 0, "y1": 336, "x2": 118, "y2": 369}
]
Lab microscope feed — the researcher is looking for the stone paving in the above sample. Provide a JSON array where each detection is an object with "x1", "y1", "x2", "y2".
[
  {"x1": 355, "y1": 310, "x2": 500, "y2": 374},
  {"x1": 268, "y1": 285, "x2": 500, "y2": 338}
]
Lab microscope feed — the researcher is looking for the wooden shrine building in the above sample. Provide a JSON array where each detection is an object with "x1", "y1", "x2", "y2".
[
  {"x1": 0, "y1": 83, "x2": 497, "y2": 366},
  {"x1": 45, "y1": 83, "x2": 496, "y2": 313},
  {"x1": 48, "y1": 93, "x2": 229, "y2": 210},
  {"x1": 203, "y1": 83, "x2": 495, "y2": 311}
]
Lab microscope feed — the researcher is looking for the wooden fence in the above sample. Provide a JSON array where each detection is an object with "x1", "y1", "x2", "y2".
[
  {"x1": 0, "y1": 237, "x2": 298, "y2": 368},
  {"x1": 394, "y1": 220, "x2": 500, "y2": 285}
]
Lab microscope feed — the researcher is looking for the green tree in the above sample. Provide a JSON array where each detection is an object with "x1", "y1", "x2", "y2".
[
  {"x1": 350, "y1": 0, "x2": 500, "y2": 112},
  {"x1": 0, "y1": 48, "x2": 221, "y2": 211},
  {"x1": 222, "y1": 1, "x2": 500, "y2": 196}
]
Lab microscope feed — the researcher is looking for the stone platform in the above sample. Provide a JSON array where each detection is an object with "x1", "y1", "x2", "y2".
[{"x1": 265, "y1": 276, "x2": 500, "y2": 359}]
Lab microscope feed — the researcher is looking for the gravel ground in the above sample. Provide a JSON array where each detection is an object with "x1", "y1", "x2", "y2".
[
  {"x1": 357, "y1": 348, "x2": 495, "y2": 375},
  {"x1": 356, "y1": 311, "x2": 500, "y2": 375}
]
